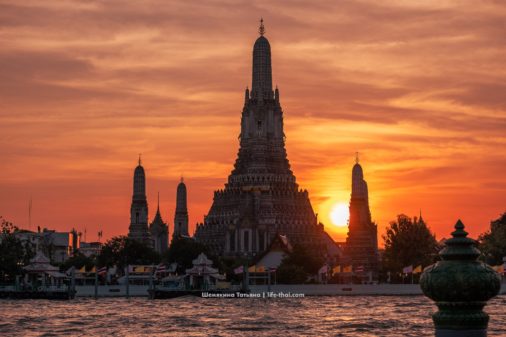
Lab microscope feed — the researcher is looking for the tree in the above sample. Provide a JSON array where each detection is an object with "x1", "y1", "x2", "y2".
[
  {"x1": 275, "y1": 244, "x2": 324, "y2": 284},
  {"x1": 60, "y1": 251, "x2": 95, "y2": 272},
  {"x1": 479, "y1": 212, "x2": 506, "y2": 265},
  {"x1": 382, "y1": 214, "x2": 438, "y2": 273},
  {"x1": 276, "y1": 263, "x2": 306, "y2": 284},
  {"x1": 0, "y1": 217, "x2": 35, "y2": 281},
  {"x1": 162, "y1": 237, "x2": 211, "y2": 273},
  {"x1": 96, "y1": 236, "x2": 160, "y2": 270}
]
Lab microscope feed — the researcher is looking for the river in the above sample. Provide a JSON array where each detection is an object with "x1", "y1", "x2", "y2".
[{"x1": 1, "y1": 295, "x2": 505, "y2": 336}]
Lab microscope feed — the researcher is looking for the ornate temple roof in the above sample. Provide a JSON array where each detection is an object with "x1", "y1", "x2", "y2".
[
  {"x1": 352, "y1": 158, "x2": 368, "y2": 200},
  {"x1": 23, "y1": 251, "x2": 59, "y2": 273},
  {"x1": 176, "y1": 177, "x2": 187, "y2": 212},
  {"x1": 151, "y1": 193, "x2": 166, "y2": 228},
  {"x1": 133, "y1": 156, "x2": 146, "y2": 198},
  {"x1": 251, "y1": 19, "x2": 272, "y2": 98}
]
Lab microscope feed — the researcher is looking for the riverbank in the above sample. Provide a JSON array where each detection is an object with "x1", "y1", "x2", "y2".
[{"x1": 72, "y1": 283, "x2": 506, "y2": 297}]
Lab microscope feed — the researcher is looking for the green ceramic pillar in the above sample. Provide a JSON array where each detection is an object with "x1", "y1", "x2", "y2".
[{"x1": 420, "y1": 220, "x2": 501, "y2": 337}]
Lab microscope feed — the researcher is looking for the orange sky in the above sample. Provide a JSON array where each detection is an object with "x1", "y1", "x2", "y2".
[{"x1": 1, "y1": 0, "x2": 505, "y2": 244}]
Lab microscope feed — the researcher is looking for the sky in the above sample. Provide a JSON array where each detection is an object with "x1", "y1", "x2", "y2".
[{"x1": 1, "y1": 0, "x2": 505, "y2": 244}]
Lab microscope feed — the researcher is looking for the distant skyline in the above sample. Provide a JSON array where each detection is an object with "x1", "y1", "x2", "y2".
[{"x1": 1, "y1": 1, "x2": 505, "y2": 243}]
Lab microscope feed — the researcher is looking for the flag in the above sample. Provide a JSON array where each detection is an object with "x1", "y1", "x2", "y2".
[
  {"x1": 234, "y1": 265, "x2": 244, "y2": 275},
  {"x1": 248, "y1": 265, "x2": 257, "y2": 273},
  {"x1": 78, "y1": 266, "x2": 86, "y2": 273},
  {"x1": 413, "y1": 265, "x2": 422, "y2": 274},
  {"x1": 343, "y1": 265, "x2": 352, "y2": 273},
  {"x1": 402, "y1": 265, "x2": 413, "y2": 274},
  {"x1": 318, "y1": 265, "x2": 328, "y2": 274},
  {"x1": 89, "y1": 266, "x2": 96, "y2": 273},
  {"x1": 155, "y1": 263, "x2": 166, "y2": 274},
  {"x1": 256, "y1": 265, "x2": 266, "y2": 273},
  {"x1": 97, "y1": 266, "x2": 107, "y2": 276},
  {"x1": 355, "y1": 265, "x2": 364, "y2": 273},
  {"x1": 332, "y1": 265, "x2": 341, "y2": 274}
]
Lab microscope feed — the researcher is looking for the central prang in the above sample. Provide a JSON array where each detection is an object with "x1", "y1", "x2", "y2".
[{"x1": 194, "y1": 21, "x2": 329, "y2": 258}]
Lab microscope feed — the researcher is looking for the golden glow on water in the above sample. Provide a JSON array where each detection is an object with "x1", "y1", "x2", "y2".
[{"x1": 0, "y1": 296, "x2": 505, "y2": 336}]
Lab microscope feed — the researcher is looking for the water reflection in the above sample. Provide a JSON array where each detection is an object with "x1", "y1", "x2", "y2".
[{"x1": 0, "y1": 296, "x2": 505, "y2": 336}]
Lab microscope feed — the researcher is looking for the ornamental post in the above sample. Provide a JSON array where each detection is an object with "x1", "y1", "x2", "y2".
[{"x1": 420, "y1": 220, "x2": 501, "y2": 337}]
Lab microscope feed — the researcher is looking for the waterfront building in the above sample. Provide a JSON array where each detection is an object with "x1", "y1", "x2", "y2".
[
  {"x1": 128, "y1": 157, "x2": 151, "y2": 245},
  {"x1": 12, "y1": 228, "x2": 79, "y2": 263},
  {"x1": 344, "y1": 155, "x2": 379, "y2": 281},
  {"x1": 150, "y1": 194, "x2": 169, "y2": 254},
  {"x1": 254, "y1": 234, "x2": 293, "y2": 270},
  {"x1": 194, "y1": 21, "x2": 329, "y2": 258},
  {"x1": 79, "y1": 241, "x2": 102, "y2": 257},
  {"x1": 173, "y1": 178, "x2": 189, "y2": 240}
]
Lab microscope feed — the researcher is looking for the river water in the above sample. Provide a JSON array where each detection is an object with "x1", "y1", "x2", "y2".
[{"x1": 1, "y1": 295, "x2": 506, "y2": 336}]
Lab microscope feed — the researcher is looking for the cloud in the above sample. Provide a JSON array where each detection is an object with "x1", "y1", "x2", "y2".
[{"x1": 0, "y1": 0, "x2": 505, "y2": 242}]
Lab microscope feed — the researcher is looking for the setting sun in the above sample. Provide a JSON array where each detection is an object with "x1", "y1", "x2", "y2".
[{"x1": 330, "y1": 203, "x2": 350, "y2": 228}]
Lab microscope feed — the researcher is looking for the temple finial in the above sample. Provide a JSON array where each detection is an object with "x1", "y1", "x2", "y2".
[
  {"x1": 157, "y1": 191, "x2": 160, "y2": 210},
  {"x1": 355, "y1": 151, "x2": 359, "y2": 164},
  {"x1": 181, "y1": 175, "x2": 184, "y2": 183},
  {"x1": 259, "y1": 18, "x2": 265, "y2": 36},
  {"x1": 138, "y1": 153, "x2": 142, "y2": 165}
]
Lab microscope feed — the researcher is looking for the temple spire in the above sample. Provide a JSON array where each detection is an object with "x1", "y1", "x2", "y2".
[
  {"x1": 174, "y1": 177, "x2": 189, "y2": 239},
  {"x1": 129, "y1": 157, "x2": 150, "y2": 245},
  {"x1": 259, "y1": 18, "x2": 265, "y2": 36},
  {"x1": 138, "y1": 153, "x2": 142, "y2": 166},
  {"x1": 252, "y1": 19, "x2": 273, "y2": 98}
]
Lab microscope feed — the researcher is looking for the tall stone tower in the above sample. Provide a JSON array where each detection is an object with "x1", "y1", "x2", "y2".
[
  {"x1": 194, "y1": 20, "x2": 327, "y2": 258},
  {"x1": 345, "y1": 155, "x2": 379, "y2": 279},
  {"x1": 173, "y1": 177, "x2": 189, "y2": 240},
  {"x1": 128, "y1": 156, "x2": 151, "y2": 245},
  {"x1": 150, "y1": 193, "x2": 169, "y2": 254}
]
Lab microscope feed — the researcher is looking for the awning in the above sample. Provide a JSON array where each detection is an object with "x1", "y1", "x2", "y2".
[{"x1": 45, "y1": 271, "x2": 67, "y2": 278}]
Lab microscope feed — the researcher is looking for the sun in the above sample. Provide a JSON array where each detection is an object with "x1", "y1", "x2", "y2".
[{"x1": 330, "y1": 202, "x2": 349, "y2": 228}]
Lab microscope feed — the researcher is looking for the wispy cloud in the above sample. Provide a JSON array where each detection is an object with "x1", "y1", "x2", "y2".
[{"x1": 0, "y1": 0, "x2": 505, "y2": 242}]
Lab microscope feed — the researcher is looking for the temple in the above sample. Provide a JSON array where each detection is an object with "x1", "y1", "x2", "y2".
[
  {"x1": 128, "y1": 156, "x2": 152, "y2": 245},
  {"x1": 149, "y1": 193, "x2": 169, "y2": 254},
  {"x1": 344, "y1": 155, "x2": 379, "y2": 281},
  {"x1": 173, "y1": 177, "x2": 189, "y2": 240},
  {"x1": 194, "y1": 21, "x2": 331, "y2": 258}
]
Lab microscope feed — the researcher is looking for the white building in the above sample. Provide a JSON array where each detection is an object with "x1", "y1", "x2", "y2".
[{"x1": 14, "y1": 228, "x2": 79, "y2": 263}]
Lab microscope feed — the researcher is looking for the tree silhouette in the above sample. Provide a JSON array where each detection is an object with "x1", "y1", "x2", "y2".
[
  {"x1": 0, "y1": 216, "x2": 35, "y2": 281},
  {"x1": 382, "y1": 214, "x2": 438, "y2": 273},
  {"x1": 478, "y1": 212, "x2": 506, "y2": 265},
  {"x1": 97, "y1": 236, "x2": 160, "y2": 270}
]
